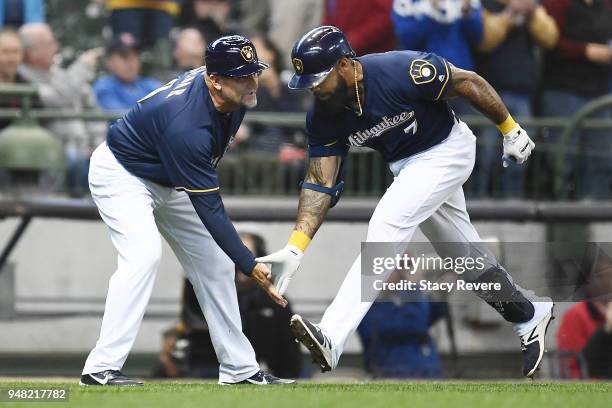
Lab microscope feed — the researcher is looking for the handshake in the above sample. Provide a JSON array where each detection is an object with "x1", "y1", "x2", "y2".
[
  {"x1": 249, "y1": 243, "x2": 303, "y2": 308},
  {"x1": 256, "y1": 244, "x2": 303, "y2": 295}
]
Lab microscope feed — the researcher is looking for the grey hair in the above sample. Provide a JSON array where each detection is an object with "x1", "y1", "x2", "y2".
[{"x1": 18, "y1": 23, "x2": 49, "y2": 50}]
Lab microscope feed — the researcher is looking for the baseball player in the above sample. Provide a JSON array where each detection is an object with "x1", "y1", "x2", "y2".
[
  {"x1": 257, "y1": 26, "x2": 554, "y2": 378},
  {"x1": 80, "y1": 35, "x2": 294, "y2": 386}
]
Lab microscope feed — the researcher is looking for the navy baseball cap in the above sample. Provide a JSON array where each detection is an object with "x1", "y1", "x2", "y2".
[
  {"x1": 205, "y1": 35, "x2": 269, "y2": 77},
  {"x1": 107, "y1": 32, "x2": 140, "y2": 56},
  {"x1": 288, "y1": 26, "x2": 356, "y2": 89}
]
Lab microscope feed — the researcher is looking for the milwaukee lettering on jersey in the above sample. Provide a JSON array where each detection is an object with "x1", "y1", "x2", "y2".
[{"x1": 348, "y1": 111, "x2": 414, "y2": 146}]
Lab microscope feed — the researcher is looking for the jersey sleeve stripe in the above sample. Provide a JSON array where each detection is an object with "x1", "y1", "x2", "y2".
[
  {"x1": 435, "y1": 60, "x2": 451, "y2": 101},
  {"x1": 175, "y1": 186, "x2": 220, "y2": 193}
]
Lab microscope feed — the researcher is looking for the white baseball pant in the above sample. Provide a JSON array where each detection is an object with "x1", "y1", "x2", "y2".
[
  {"x1": 82, "y1": 142, "x2": 260, "y2": 383},
  {"x1": 320, "y1": 119, "x2": 486, "y2": 366}
]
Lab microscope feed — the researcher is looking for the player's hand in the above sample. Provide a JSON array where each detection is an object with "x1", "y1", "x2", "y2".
[
  {"x1": 256, "y1": 245, "x2": 303, "y2": 295},
  {"x1": 502, "y1": 125, "x2": 535, "y2": 168},
  {"x1": 250, "y1": 263, "x2": 287, "y2": 308}
]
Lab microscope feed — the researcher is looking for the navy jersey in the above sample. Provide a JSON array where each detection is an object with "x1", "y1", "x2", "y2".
[
  {"x1": 108, "y1": 66, "x2": 243, "y2": 192},
  {"x1": 106, "y1": 67, "x2": 256, "y2": 274},
  {"x1": 306, "y1": 51, "x2": 455, "y2": 162}
]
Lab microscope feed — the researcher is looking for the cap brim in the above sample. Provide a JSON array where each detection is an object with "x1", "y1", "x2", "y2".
[
  {"x1": 107, "y1": 47, "x2": 139, "y2": 56},
  {"x1": 288, "y1": 68, "x2": 333, "y2": 90},
  {"x1": 222, "y1": 61, "x2": 269, "y2": 77}
]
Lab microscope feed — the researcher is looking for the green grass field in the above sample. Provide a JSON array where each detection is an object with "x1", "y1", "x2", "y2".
[{"x1": 0, "y1": 380, "x2": 610, "y2": 408}]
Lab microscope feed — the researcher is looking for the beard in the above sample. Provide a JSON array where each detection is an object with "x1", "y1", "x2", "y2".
[
  {"x1": 313, "y1": 78, "x2": 349, "y2": 117},
  {"x1": 242, "y1": 93, "x2": 258, "y2": 109}
]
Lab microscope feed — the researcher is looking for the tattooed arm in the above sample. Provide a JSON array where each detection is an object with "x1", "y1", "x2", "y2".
[
  {"x1": 254, "y1": 154, "x2": 342, "y2": 295},
  {"x1": 443, "y1": 63, "x2": 509, "y2": 125},
  {"x1": 294, "y1": 155, "x2": 342, "y2": 238},
  {"x1": 443, "y1": 63, "x2": 535, "y2": 167}
]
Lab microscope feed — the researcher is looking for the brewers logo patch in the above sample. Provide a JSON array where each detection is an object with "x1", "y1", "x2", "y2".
[
  {"x1": 240, "y1": 46, "x2": 254, "y2": 62},
  {"x1": 292, "y1": 58, "x2": 304, "y2": 74},
  {"x1": 410, "y1": 59, "x2": 437, "y2": 85}
]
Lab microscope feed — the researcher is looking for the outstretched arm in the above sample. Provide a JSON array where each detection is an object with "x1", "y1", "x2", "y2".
[
  {"x1": 256, "y1": 154, "x2": 342, "y2": 294},
  {"x1": 189, "y1": 193, "x2": 287, "y2": 307}
]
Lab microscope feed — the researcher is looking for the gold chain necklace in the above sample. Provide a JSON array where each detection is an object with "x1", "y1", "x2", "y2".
[{"x1": 354, "y1": 62, "x2": 363, "y2": 117}]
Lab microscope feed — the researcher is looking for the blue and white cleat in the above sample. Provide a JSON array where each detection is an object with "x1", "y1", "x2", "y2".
[
  {"x1": 517, "y1": 301, "x2": 554, "y2": 378},
  {"x1": 290, "y1": 314, "x2": 333, "y2": 373}
]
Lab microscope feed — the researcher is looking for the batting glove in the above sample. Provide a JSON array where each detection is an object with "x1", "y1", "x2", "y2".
[
  {"x1": 502, "y1": 125, "x2": 535, "y2": 168},
  {"x1": 255, "y1": 245, "x2": 303, "y2": 295}
]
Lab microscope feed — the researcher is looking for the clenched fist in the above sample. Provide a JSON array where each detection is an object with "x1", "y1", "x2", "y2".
[{"x1": 502, "y1": 125, "x2": 535, "y2": 168}]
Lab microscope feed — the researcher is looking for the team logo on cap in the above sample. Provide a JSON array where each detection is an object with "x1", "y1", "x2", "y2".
[
  {"x1": 292, "y1": 58, "x2": 304, "y2": 74},
  {"x1": 410, "y1": 60, "x2": 437, "y2": 85},
  {"x1": 240, "y1": 46, "x2": 255, "y2": 62}
]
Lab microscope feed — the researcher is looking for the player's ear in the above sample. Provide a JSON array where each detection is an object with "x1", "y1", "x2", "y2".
[
  {"x1": 336, "y1": 57, "x2": 352, "y2": 75},
  {"x1": 208, "y1": 74, "x2": 223, "y2": 91}
]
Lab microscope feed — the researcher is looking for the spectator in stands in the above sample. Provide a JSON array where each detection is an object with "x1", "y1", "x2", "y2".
[
  {"x1": 179, "y1": 0, "x2": 236, "y2": 43},
  {"x1": 0, "y1": 29, "x2": 28, "y2": 130},
  {"x1": 0, "y1": 29, "x2": 22, "y2": 84},
  {"x1": 151, "y1": 288, "x2": 219, "y2": 378},
  {"x1": 106, "y1": 0, "x2": 180, "y2": 48},
  {"x1": 151, "y1": 327, "x2": 182, "y2": 379},
  {"x1": 94, "y1": 33, "x2": 162, "y2": 112},
  {"x1": 173, "y1": 27, "x2": 206, "y2": 72},
  {"x1": 557, "y1": 247, "x2": 612, "y2": 379},
  {"x1": 249, "y1": 37, "x2": 295, "y2": 112},
  {"x1": 0, "y1": 28, "x2": 41, "y2": 188},
  {"x1": 324, "y1": 0, "x2": 395, "y2": 56},
  {"x1": 158, "y1": 27, "x2": 206, "y2": 81},
  {"x1": 392, "y1": 0, "x2": 484, "y2": 116},
  {"x1": 0, "y1": 0, "x2": 45, "y2": 28},
  {"x1": 238, "y1": 0, "x2": 323, "y2": 71},
  {"x1": 541, "y1": 0, "x2": 612, "y2": 199},
  {"x1": 393, "y1": 0, "x2": 483, "y2": 71},
  {"x1": 557, "y1": 301, "x2": 612, "y2": 379},
  {"x1": 18, "y1": 23, "x2": 105, "y2": 195},
  {"x1": 152, "y1": 231, "x2": 302, "y2": 379},
  {"x1": 474, "y1": 0, "x2": 558, "y2": 198},
  {"x1": 357, "y1": 269, "x2": 445, "y2": 378}
]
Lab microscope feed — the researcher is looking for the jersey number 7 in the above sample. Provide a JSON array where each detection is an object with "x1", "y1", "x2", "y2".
[{"x1": 403, "y1": 119, "x2": 418, "y2": 136}]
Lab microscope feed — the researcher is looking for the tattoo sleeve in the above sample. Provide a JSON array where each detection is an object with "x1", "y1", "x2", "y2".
[
  {"x1": 294, "y1": 155, "x2": 341, "y2": 238},
  {"x1": 443, "y1": 64, "x2": 509, "y2": 125}
]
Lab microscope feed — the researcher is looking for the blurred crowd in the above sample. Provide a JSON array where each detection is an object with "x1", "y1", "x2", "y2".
[{"x1": 0, "y1": 0, "x2": 611, "y2": 198}]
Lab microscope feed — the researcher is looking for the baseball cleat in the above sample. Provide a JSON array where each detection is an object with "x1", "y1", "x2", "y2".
[
  {"x1": 79, "y1": 370, "x2": 143, "y2": 386},
  {"x1": 290, "y1": 314, "x2": 333, "y2": 372},
  {"x1": 519, "y1": 302, "x2": 554, "y2": 378},
  {"x1": 220, "y1": 370, "x2": 295, "y2": 385}
]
